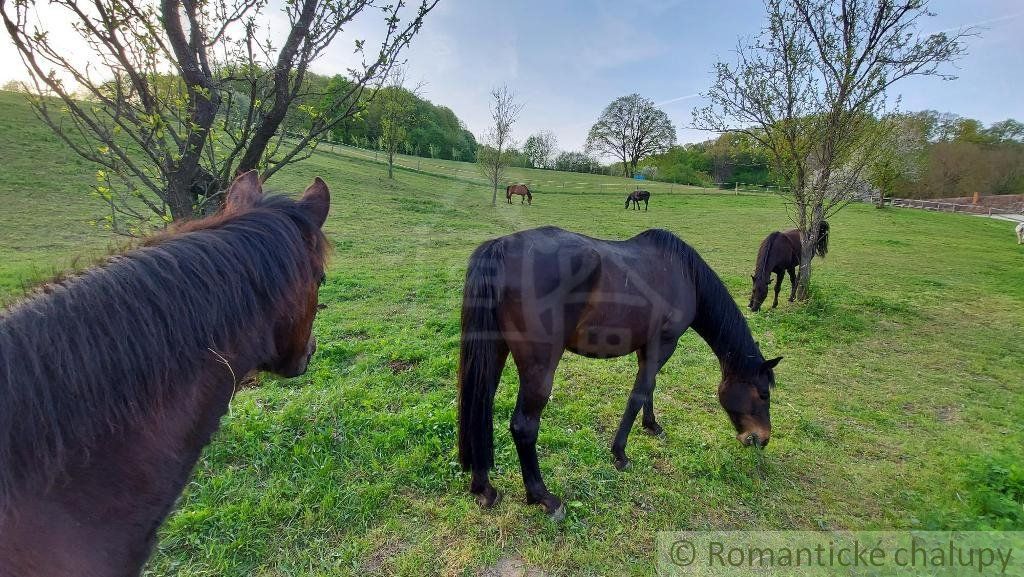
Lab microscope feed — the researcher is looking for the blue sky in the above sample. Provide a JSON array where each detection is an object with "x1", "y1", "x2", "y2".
[
  {"x1": 353, "y1": 0, "x2": 1024, "y2": 150},
  {"x1": 2, "y1": 0, "x2": 1022, "y2": 152}
]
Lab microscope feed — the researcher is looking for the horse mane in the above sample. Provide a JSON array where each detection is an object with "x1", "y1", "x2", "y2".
[
  {"x1": 816, "y1": 221, "x2": 830, "y2": 258},
  {"x1": 0, "y1": 195, "x2": 327, "y2": 507},
  {"x1": 636, "y1": 229, "x2": 762, "y2": 373},
  {"x1": 754, "y1": 231, "x2": 782, "y2": 285}
]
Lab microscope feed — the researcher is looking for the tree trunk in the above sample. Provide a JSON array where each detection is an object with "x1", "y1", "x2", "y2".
[
  {"x1": 388, "y1": 149, "x2": 395, "y2": 179},
  {"x1": 492, "y1": 181, "x2": 498, "y2": 206},
  {"x1": 165, "y1": 174, "x2": 196, "y2": 221},
  {"x1": 795, "y1": 204, "x2": 824, "y2": 301}
]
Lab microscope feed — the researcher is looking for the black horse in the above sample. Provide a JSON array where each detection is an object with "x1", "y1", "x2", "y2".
[
  {"x1": 625, "y1": 189, "x2": 650, "y2": 211},
  {"x1": 457, "y1": 226, "x2": 781, "y2": 519},
  {"x1": 749, "y1": 221, "x2": 830, "y2": 312}
]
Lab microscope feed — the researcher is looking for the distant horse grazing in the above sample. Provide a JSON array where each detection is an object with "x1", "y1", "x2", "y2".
[
  {"x1": 625, "y1": 189, "x2": 650, "y2": 211},
  {"x1": 0, "y1": 171, "x2": 330, "y2": 577},
  {"x1": 507, "y1": 183, "x2": 532, "y2": 205},
  {"x1": 749, "y1": 221, "x2": 830, "y2": 312},
  {"x1": 458, "y1": 226, "x2": 781, "y2": 519},
  {"x1": 1016, "y1": 222, "x2": 1024, "y2": 244}
]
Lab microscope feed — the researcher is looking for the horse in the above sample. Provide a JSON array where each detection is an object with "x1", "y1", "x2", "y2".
[
  {"x1": 625, "y1": 189, "x2": 650, "y2": 211},
  {"x1": 749, "y1": 221, "x2": 830, "y2": 312},
  {"x1": 457, "y1": 226, "x2": 781, "y2": 519},
  {"x1": 1016, "y1": 222, "x2": 1024, "y2": 244},
  {"x1": 506, "y1": 183, "x2": 532, "y2": 205},
  {"x1": 0, "y1": 171, "x2": 330, "y2": 577}
]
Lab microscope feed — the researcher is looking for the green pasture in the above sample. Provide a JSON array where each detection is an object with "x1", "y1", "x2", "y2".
[{"x1": 1, "y1": 91, "x2": 1021, "y2": 576}]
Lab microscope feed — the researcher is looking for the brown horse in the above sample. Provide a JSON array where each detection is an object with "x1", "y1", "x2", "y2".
[
  {"x1": 0, "y1": 172, "x2": 330, "y2": 577},
  {"x1": 457, "y1": 226, "x2": 781, "y2": 519},
  {"x1": 749, "y1": 221, "x2": 829, "y2": 312},
  {"x1": 506, "y1": 183, "x2": 532, "y2": 204},
  {"x1": 625, "y1": 189, "x2": 650, "y2": 210}
]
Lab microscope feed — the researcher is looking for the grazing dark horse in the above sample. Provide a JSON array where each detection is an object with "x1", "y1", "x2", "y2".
[
  {"x1": 0, "y1": 171, "x2": 330, "y2": 577},
  {"x1": 625, "y1": 189, "x2": 650, "y2": 211},
  {"x1": 457, "y1": 226, "x2": 781, "y2": 519},
  {"x1": 749, "y1": 221, "x2": 830, "y2": 312},
  {"x1": 506, "y1": 183, "x2": 532, "y2": 205}
]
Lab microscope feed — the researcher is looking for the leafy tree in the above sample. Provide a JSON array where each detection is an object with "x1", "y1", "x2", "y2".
[
  {"x1": 1, "y1": 0, "x2": 437, "y2": 233},
  {"x1": 554, "y1": 150, "x2": 599, "y2": 173},
  {"x1": 378, "y1": 69, "x2": 420, "y2": 179},
  {"x1": 523, "y1": 130, "x2": 557, "y2": 169},
  {"x1": 695, "y1": 0, "x2": 971, "y2": 300},
  {"x1": 585, "y1": 94, "x2": 676, "y2": 177},
  {"x1": 867, "y1": 114, "x2": 927, "y2": 207},
  {"x1": 478, "y1": 86, "x2": 522, "y2": 206}
]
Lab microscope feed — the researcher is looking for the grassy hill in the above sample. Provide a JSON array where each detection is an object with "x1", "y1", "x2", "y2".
[{"x1": 1, "y1": 90, "x2": 1021, "y2": 576}]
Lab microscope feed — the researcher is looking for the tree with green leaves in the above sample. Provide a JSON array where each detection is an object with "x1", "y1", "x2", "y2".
[
  {"x1": 378, "y1": 68, "x2": 420, "y2": 179},
  {"x1": 867, "y1": 114, "x2": 927, "y2": 207},
  {"x1": 478, "y1": 86, "x2": 522, "y2": 206},
  {"x1": 695, "y1": 0, "x2": 972, "y2": 299},
  {"x1": 1, "y1": 0, "x2": 437, "y2": 234},
  {"x1": 585, "y1": 94, "x2": 675, "y2": 177},
  {"x1": 523, "y1": 130, "x2": 557, "y2": 169}
]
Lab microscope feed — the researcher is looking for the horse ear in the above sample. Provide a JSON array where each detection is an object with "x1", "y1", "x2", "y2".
[
  {"x1": 300, "y1": 177, "x2": 330, "y2": 228},
  {"x1": 761, "y1": 356, "x2": 783, "y2": 371},
  {"x1": 225, "y1": 170, "x2": 263, "y2": 213}
]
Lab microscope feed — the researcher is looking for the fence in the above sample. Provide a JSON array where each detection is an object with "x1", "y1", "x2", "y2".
[{"x1": 887, "y1": 197, "x2": 1024, "y2": 216}]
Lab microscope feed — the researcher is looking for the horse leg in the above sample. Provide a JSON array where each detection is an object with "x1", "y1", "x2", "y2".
[
  {"x1": 787, "y1": 266, "x2": 797, "y2": 302},
  {"x1": 641, "y1": 337, "x2": 677, "y2": 437},
  {"x1": 510, "y1": 363, "x2": 563, "y2": 519},
  {"x1": 644, "y1": 199, "x2": 648, "y2": 211},
  {"x1": 613, "y1": 339, "x2": 675, "y2": 470},
  {"x1": 772, "y1": 271, "x2": 783, "y2": 308}
]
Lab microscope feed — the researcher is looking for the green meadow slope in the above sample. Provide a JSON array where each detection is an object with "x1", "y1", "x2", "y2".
[{"x1": 0, "y1": 91, "x2": 1021, "y2": 576}]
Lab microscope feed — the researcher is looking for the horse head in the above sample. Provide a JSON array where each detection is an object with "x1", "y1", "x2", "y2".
[
  {"x1": 225, "y1": 171, "x2": 331, "y2": 378},
  {"x1": 718, "y1": 356, "x2": 781, "y2": 447}
]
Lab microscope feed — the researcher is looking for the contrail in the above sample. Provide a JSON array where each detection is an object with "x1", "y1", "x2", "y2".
[
  {"x1": 930, "y1": 11, "x2": 1024, "y2": 34},
  {"x1": 656, "y1": 93, "x2": 700, "y2": 106}
]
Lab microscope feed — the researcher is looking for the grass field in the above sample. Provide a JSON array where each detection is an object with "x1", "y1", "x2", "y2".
[{"x1": 1, "y1": 91, "x2": 1022, "y2": 576}]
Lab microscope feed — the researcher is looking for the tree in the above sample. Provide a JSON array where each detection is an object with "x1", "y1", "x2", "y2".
[
  {"x1": 554, "y1": 150, "x2": 599, "y2": 173},
  {"x1": 1, "y1": 0, "x2": 437, "y2": 234},
  {"x1": 1, "y1": 80, "x2": 26, "y2": 92},
  {"x1": 523, "y1": 130, "x2": 557, "y2": 169},
  {"x1": 695, "y1": 0, "x2": 971, "y2": 299},
  {"x1": 378, "y1": 68, "x2": 421, "y2": 179},
  {"x1": 585, "y1": 94, "x2": 675, "y2": 177},
  {"x1": 478, "y1": 86, "x2": 522, "y2": 206},
  {"x1": 867, "y1": 114, "x2": 926, "y2": 207}
]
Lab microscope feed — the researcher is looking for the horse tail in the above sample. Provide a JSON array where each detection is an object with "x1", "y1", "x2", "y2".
[
  {"x1": 526, "y1": 188, "x2": 532, "y2": 203},
  {"x1": 816, "y1": 221, "x2": 830, "y2": 258},
  {"x1": 457, "y1": 239, "x2": 505, "y2": 472}
]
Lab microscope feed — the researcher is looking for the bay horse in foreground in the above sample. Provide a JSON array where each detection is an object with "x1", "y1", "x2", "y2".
[
  {"x1": 0, "y1": 172, "x2": 330, "y2": 577},
  {"x1": 506, "y1": 183, "x2": 532, "y2": 204},
  {"x1": 625, "y1": 189, "x2": 650, "y2": 210},
  {"x1": 457, "y1": 226, "x2": 781, "y2": 519},
  {"x1": 749, "y1": 221, "x2": 830, "y2": 312}
]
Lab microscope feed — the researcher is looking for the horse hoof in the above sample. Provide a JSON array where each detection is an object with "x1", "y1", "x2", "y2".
[
  {"x1": 613, "y1": 457, "x2": 630, "y2": 471},
  {"x1": 644, "y1": 424, "x2": 666, "y2": 438},
  {"x1": 476, "y1": 489, "x2": 502, "y2": 509},
  {"x1": 547, "y1": 503, "x2": 566, "y2": 522}
]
